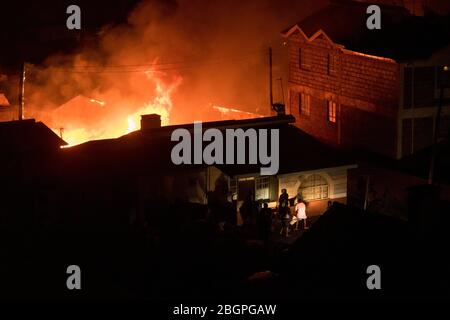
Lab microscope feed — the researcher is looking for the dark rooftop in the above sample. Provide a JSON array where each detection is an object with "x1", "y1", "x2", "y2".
[
  {"x1": 64, "y1": 115, "x2": 355, "y2": 177},
  {"x1": 0, "y1": 119, "x2": 67, "y2": 153},
  {"x1": 399, "y1": 139, "x2": 450, "y2": 186},
  {"x1": 282, "y1": 0, "x2": 450, "y2": 62}
]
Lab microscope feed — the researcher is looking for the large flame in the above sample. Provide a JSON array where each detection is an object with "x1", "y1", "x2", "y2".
[{"x1": 53, "y1": 69, "x2": 182, "y2": 146}]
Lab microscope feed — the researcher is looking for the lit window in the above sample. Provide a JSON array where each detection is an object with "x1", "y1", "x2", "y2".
[
  {"x1": 255, "y1": 177, "x2": 270, "y2": 200},
  {"x1": 328, "y1": 100, "x2": 337, "y2": 123},
  {"x1": 299, "y1": 174, "x2": 329, "y2": 201},
  {"x1": 299, "y1": 93, "x2": 311, "y2": 116}
]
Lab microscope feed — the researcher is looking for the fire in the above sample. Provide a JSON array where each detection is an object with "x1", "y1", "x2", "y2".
[
  {"x1": 124, "y1": 80, "x2": 177, "y2": 134},
  {"x1": 89, "y1": 99, "x2": 106, "y2": 106},
  {"x1": 52, "y1": 69, "x2": 182, "y2": 146}
]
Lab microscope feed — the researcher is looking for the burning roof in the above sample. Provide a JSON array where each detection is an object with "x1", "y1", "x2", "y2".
[{"x1": 0, "y1": 93, "x2": 10, "y2": 107}]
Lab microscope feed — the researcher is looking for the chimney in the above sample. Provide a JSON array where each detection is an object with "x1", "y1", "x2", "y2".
[{"x1": 140, "y1": 114, "x2": 161, "y2": 130}]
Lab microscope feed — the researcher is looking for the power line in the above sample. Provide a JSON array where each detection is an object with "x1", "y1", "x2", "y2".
[
  {"x1": 59, "y1": 57, "x2": 263, "y2": 74},
  {"x1": 28, "y1": 48, "x2": 268, "y2": 74}
]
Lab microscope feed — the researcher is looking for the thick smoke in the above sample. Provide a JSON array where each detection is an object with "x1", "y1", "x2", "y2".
[{"x1": 26, "y1": 0, "x2": 323, "y2": 140}]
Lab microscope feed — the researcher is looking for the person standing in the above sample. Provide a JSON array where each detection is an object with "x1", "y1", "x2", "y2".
[
  {"x1": 278, "y1": 189, "x2": 290, "y2": 237},
  {"x1": 258, "y1": 203, "x2": 273, "y2": 245},
  {"x1": 294, "y1": 198, "x2": 307, "y2": 230}
]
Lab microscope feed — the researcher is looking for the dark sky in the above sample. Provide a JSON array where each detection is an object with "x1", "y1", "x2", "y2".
[
  {"x1": 2, "y1": 0, "x2": 450, "y2": 122},
  {"x1": 1, "y1": 0, "x2": 449, "y2": 66},
  {"x1": 0, "y1": 0, "x2": 141, "y2": 65}
]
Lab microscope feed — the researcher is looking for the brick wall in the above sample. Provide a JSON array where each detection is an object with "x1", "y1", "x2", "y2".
[{"x1": 286, "y1": 30, "x2": 401, "y2": 157}]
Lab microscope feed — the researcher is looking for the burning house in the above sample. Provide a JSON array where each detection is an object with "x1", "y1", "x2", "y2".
[{"x1": 0, "y1": 73, "x2": 15, "y2": 121}]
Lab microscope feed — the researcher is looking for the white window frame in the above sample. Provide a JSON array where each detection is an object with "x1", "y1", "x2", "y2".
[
  {"x1": 299, "y1": 174, "x2": 329, "y2": 201},
  {"x1": 255, "y1": 176, "x2": 270, "y2": 201}
]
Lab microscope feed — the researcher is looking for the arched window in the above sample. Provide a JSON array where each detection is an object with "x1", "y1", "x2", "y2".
[{"x1": 299, "y1": 174, "x2": 329, "y2": 200}]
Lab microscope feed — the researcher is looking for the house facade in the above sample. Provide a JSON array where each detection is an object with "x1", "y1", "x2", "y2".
[
  {"x1": 226, "y1": 164, "x2": 355, "y2": 216},
  {"x1": 281, "y1": 1, "x2": 450, "y2": 159}
]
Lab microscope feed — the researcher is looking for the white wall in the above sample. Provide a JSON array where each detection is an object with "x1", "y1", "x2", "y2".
[{"x1": 277, "y1": 166, "x2": 352, "y2": 201}]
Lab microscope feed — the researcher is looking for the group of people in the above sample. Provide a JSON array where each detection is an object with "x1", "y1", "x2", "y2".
[
  {"x1": 255, "y1": 188, "x2": 308, "y2": 242},
  {"x1": 278, "y1": 188, "x2": 308, "y2": 237}
]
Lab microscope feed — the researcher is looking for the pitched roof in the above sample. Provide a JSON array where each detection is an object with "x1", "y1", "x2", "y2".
[
  {"x1": 63, "y1": 115, "x2": 355, "y2": 177},
  {"x1": 52, "y1": 95, "x2": 107, "y2": 128},
  {"x1": 0, "y1": 93, "x2": 10, "y2": 107},
  {"x1": 0, "y1": 119, "x2": 67, "y2": 153},
  {"x1": 282, "y1": 0, "x2": 450, "y2": 62},
  {"x1": 216, "y1": 124, "x2": 354, "y2": 176}
]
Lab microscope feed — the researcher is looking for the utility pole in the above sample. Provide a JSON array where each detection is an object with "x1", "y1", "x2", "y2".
[
  {"x1": 268, "y1": 47, "x2": 285, "y2": 116},
  {"x1": 277, "y1": 78, "x2": 285, "y2": 105},
  {"x1": 18, "y1": 62, "x2": 26, "y2": 120},
  {"x1": 269, "y1": 47, "x2": 273, "y2": 109},
  {"x1": 411, "y1": 64, "x2": 415, "y2": 154}
]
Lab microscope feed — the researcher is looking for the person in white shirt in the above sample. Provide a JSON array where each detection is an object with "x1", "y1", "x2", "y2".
[{"x1": 294, "y1": 198, "x2": 307, "y2": 230}]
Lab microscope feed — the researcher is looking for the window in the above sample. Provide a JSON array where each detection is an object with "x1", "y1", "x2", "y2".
[
  {"x1": 299, "y1": 174, "x2": 329, "y2": 201},
  {"x1": 255, "y1": 177, "x2": 270, "y2": 200},
  {"x1": 299, "y1": 47, "x2": 310, "y2": 70},
  {"x1": 299, "y1": 93, "x2": 311, "y2": 116},
  {"x1": 327, "y1": 53, "x2": 336, "y2": 75},
  {"x1": 328, "y1": 100, "x2": 337, "y2": 123}
]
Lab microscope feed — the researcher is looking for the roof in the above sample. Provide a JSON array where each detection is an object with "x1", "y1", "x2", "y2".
[
  {"x1": 282, "y1": 0, "x2": 450, "y2": 62},
  {"x1": 216, "y1": 124, "x2": 354, "y2": 176},
  {"x1": 0, "y1": 93, "x2": 10, "y2": 107},
  {"x1": 279, "y1": 203, "x2": 416, "y2": 297},
  {"x1": 399, "y1": 139, "x2": 450, "y2": 185},
  {"x1": 122, "y1": 114, "x2": 296, "y2": 140},
  {"x1": 63, "y1": 115, "x2": 355, "y2": 177},
  {"x1": 52, "y1": 95, "x2": 107, "y2": 128},
  {"x1": 0, "y1": 119, "x2": 67, "y2": 153}
]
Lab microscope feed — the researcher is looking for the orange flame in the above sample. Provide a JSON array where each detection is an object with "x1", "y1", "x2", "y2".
[{"x1": 54, "y1": 69, "x2": 182, "y2": 146}]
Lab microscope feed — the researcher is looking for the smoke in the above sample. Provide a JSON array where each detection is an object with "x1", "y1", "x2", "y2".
[{"x1": 26, "y1": 0, "x2": 323, "y2": 137}]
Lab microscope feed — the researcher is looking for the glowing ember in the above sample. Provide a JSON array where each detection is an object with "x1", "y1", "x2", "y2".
[
  {"x1": 89, "y1": 99, "x2": 106, "y2": 106},
  {"x1": 212, "y1": 105, "x2": 262, "y2": 119}
]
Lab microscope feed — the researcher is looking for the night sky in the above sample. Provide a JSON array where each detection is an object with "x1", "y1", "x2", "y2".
[{"x1": 1, "y1": 0, "x2": 450, "y2": 66}]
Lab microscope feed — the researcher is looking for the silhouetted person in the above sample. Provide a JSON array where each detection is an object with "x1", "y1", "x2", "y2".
[
  {"x1": 240, "y1": 194, "x2": 254, "y2": 227},
  {"x1": 278, "y1": 189, "x2": 290, "y2": 237},
  {"x1": 258, "y1": 203, "x2": 272, "y2": 244}
]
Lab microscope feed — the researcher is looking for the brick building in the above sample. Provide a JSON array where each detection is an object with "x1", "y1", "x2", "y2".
[{"x1": 281, "y1": 0, "x2": 450, "y2": 159}]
